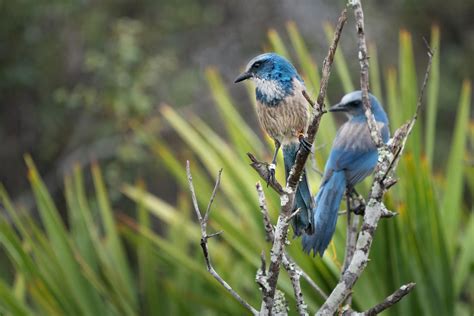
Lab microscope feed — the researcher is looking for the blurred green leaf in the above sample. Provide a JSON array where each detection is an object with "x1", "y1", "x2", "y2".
[
  {"x1": 425, "y1": 25, "x2": 441, "y2": 167},
  {"x1": 267, "y1": 29, "x2": 290, "y2": 59},
  {"x1": 25, "y1": 155, "x2": 104, "y2": 316},
  {"x1": 368, "y1": 43, "x2": 383, "y2": 104},
  {"x1": 441, "y1": 80, "x2": 471, "y2": 257},
  {"x1": 399, "y1": 30, "x2": 421, "y2": 159}
]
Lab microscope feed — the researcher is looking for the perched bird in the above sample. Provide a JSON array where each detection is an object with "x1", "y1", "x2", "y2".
[
  {"x1": 302, "y1": 91, "x2": 390, "y2": 256},
  {"x1": 234, "y1": 53, "x2": 313, "y2": 236}
]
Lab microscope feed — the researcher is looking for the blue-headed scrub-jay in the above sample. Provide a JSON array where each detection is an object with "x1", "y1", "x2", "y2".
[
  {"x1": 234, "y1": 53, "x2": 314, "y2": 236},
  {"x1": 302, "y1": 91, "x2": 390, "y2": 256}
]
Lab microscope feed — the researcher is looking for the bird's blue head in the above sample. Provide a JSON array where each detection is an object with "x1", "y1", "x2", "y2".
[
  {"x1": 329, "y1": 90, "x2": 388, "y2": 124},
  {"x1": 234, "y1": 53, "x2": 303, "y2": 106}
]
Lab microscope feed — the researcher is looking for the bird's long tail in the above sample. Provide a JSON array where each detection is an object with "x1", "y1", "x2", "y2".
[
  {"x1": 282, "y1": 142, "x2": 313, "y2": 236},
  {"x1": 302, "y1": 170, "x2": 346, "y2": 256}
]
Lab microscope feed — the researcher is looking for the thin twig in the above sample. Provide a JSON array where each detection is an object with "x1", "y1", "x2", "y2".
[
  {"x1": 287, "y1": 207, "x2": 302, "y2": 223},
  {"x1": 380, "y1": 204, "x2": 398, "y2": 218},
  {"x1": 415, "y1": 37, "x2": 435, "y2": 120},
  {"x1": 187, "y1": 161, "x2": 203, "y2": 223},
  {"x1": 203, "y1": 168, "x2": 223, "y2": 230},
  {"x1": 341, "y1": 192, "x2": 360, "y2": 307},
  {"x1": 298, "y1": 263, "x2": 328, "y2": 301},
  {"x1": 363, "y1": 283, "x2": 416, "y2": 315},
  {"x1": 302, "y1": 90, "x2": 316, "y2": 108},
  {"x1": 287, "y1": 8, "x2": 348, "y2": 189},
  {"x1": 382, "y1": 36, "x2": 434, "y2": 182},
  {"x1": 339, "y1": 207, "x2": 397, "y2": 218},
  {"x1": 186, "y1": 161, "x2": 258, "y2": 315}
]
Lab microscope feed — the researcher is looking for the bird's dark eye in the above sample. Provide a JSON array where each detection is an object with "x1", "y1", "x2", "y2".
[{"x1": 252, "y1": 62, "x2": 261, "y2": 69}]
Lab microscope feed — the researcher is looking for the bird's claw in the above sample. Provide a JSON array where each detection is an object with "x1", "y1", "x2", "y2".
[
  {"x1": 298, "y1": 134, "x2": 312, "y2": 153},
  {"x1": 352, "y1": 204, "x2": 366, "y2": 215},
  {"x1": 266, "y1": 163, "x2": 276, "y2": 187}
]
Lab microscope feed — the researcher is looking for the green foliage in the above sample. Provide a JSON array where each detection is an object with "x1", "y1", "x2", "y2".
[
  {"x1": 0, "y1": 24, "x2": 472, "y2": 315},
  {"x1": 0, "y1": 0, "x2": 217, "y2": 200}
]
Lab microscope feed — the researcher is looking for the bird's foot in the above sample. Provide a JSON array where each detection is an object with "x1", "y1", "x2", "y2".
[
  {"x1": 352, "y1": 203, "x2": 366, "y2": 215},
  {"x1": 346, "y1": 188, "x2": 366, "y2": 215},
  {"x1": 266, "y1": 163, "x2": 276, "y2": 187},
  {"x1": 298, "y1": 133, "x2": 312, "y2": 153}
]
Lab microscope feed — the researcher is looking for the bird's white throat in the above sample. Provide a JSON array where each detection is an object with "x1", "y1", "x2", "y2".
[{"x1": 254, "y1": 78, "x2": 285, "y2": 100}]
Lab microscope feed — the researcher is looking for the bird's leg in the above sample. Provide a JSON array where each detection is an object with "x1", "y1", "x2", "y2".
[
  {"x1": 267, "y1": 139, "x2": 281, "y2": 186},
  {"x1": 298, "y1": 132, "x2": 312, "y2": 153}
]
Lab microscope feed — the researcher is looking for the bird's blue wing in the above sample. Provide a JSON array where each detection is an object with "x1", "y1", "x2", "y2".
[
  {"x1": 321, "y1": 120, "x2": 384, "y2": 187},
  {"x1": 323, "y1": 146, "x2": 378, "y2": 187}
]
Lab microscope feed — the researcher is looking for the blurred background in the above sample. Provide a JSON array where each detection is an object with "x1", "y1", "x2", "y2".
[{"x1": 0, "y1": 0, "x2": 472, "y2": 315}]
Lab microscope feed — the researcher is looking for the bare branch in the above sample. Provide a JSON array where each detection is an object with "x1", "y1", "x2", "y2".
[
  {"x1": 255, "y1": 182, "x2": 327, "y2": 307},
  {"x1": 352, "y1": 0, "x2": 384, "y2": 148},
  {"x1": 259, "y1": 10, "x2": 348, "y2": 315},
  {"x1": 203, "y1": 168, "x2": 223, "y2": 227},
  {"x1": 256, "y1": 182, "x2": 275, "y2": 242},
  {"x1": 259, "y1": 197, "x2": 294, "y2": 313},
  {"x1": 363, "y1": 283, "x2": 416, "y2": 315},
  {"x1": 248, "y1": 153, "x2": 285, "y2": 195},
  {"x1": 287, "y1": 8, "x2": 348, "y2": 189},
  {"x1": 187, "y1": 161, "x2": 203, "y2": 223},
  {"x1": 186, "y1": 161, "x2": 258, "y2": 315},
  {"x1": 273, "y1": 290, "x2": 289, "y2": 316},
  {"x1": 284, "y1": 259, "x2": 308, "y2": 316},
  {"x1": 339, "y1": 208, "x2": 397, "y2": 218},
  {"x1": 316, "y1": 1, "x2": 433, "y2": 313},
  {"x1": 380, "y1": 204, "x2": 398, "y2": 218},
  {"x1": 339, "y1": 196, "x2": 397, "y2": 219},
  {"x1": 414, "y1": 37, "x2": 435, "y2": 120},
  {"x1": 341, "y1": 193, "x2": 360, "y2": 307},
  {"x1": 342, "y1": 193, "x2": 360, "y2": 275}
]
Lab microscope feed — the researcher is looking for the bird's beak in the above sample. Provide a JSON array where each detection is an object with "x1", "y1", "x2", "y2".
[
  {"x1": 328, "y1": 102, "x2": 347, "y2": 112},
  {"x1": 234, "y1": 71, "x2": 252, "y2": 83}
]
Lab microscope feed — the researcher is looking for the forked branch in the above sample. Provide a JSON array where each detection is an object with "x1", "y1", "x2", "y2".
[{"x1": 186, "y1": 161, "x2": 258, "y2": 315}]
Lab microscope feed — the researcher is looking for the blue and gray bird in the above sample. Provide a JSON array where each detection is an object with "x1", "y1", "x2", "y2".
[
  {"x1": 234, "y1": 53, "x2": 314, "y2": 236},
  {"x1": 302, "y1": 91, "x2": 390, "y2": 256}
]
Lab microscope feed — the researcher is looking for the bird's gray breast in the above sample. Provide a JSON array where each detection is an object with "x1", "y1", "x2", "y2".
[{"x1": 333, "y1": 120, "x2": 386, "y2": 151}]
